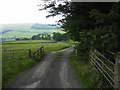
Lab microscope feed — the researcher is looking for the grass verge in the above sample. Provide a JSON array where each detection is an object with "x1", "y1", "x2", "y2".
[
  {"x1": 70, "y1": 52, "x2": 112, "y2": 88},
  {"x1": 2, "y1": 58, "x2": 37, "y2": 87}
]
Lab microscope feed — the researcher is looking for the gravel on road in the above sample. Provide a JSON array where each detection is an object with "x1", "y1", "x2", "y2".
[{"x1": 5, "y1": 47, "x2": 84, "y2": 88}]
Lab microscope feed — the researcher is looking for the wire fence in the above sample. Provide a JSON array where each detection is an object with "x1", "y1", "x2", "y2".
[
  {"x1": 2, "y1": 49, "x2": 30, "y2": 63},
  {"x1": 2, "y1": 46, "x2": 45, "y2": 63}
]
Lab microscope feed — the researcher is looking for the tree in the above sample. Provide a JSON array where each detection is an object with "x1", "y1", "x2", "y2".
[
  {"x1": 16, "y1": 38, "x2": 20, "y2": 40},
  {"x1": 31, "y1": 33, "x2": 51, "y2": 40},
  {"x1": 52, "y1": 32, "x2": 70, "y2": 41},
  {"x1": 31, "y1": 35, "x2": 38, "y2": 40},
  {"x1": 62, "y1": 33, "x2": 70, "y2": 41},
  {"x1": 53, "y1": 32, "x2": 63, "y2": 41},
  {"x1": 40, "y1": 1, "x2": 120, "y2": 62},
  {"x1": 45, "y1": 35, "x2": 51, "y2": 40}
]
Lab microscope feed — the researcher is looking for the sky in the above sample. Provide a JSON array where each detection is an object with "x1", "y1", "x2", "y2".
[
  {"x1": 1, "y1": 0, "x2": 117, "y2": 24},
  {"x1": 0, "y1": 0, "x2": 63, "y2": 24}
]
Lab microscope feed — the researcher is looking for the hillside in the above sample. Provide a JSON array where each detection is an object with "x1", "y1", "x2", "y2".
[
  {"x1": 31, "y1": 23, "x2": 60, "y2": 29},
  {"x1": 0, "y1": 23, "x2": 64, "y2": 41}
]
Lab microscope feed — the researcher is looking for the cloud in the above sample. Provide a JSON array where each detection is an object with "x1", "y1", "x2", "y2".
[{"x1": 0, "y1": 0, "x2": 63, "y2": 24}]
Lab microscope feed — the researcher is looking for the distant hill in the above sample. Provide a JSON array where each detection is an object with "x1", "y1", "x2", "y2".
[
  {"x1": 0, "y1": 23, "x2": 64, "y2": 41},
  {"x1": 0, "y1": 30, "x2": 13, "y2": 35},
  {"x1": 31, "y1": 23, "x2": 60, "y2": 30}
]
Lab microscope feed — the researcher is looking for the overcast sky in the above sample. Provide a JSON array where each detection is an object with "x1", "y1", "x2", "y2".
[
  {"x1": 1, "y1": 0, "x2": 117, "y2": 24},
  {"x1": 0, "y1": 0, "x2": 63, "y2": 24}
]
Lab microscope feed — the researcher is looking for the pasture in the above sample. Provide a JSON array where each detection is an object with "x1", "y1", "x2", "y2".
[
  {"x1": 2, "y1": 40, "x2": 54, "y2": 44},
  {"x1": 2, "y1": 40, "x2": 70, "y2": 52},
  {"x1": 1, "y1": 24, "x2": 64, "y2": 41},
  {"x1": 2, "y1": 40, "x2": 71, "y2": 86}
]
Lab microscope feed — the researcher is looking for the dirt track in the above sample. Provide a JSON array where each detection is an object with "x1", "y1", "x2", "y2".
[{"x1": 6, "y1": 47, "x2": 83, "y2": 88}]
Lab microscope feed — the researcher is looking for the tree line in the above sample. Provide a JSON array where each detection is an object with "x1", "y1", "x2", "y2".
[
  {"x1": 16, "y1": 32, "x2": 71, "y2": 42},
  {"x1": 40, "y1": 2, "x2": 120, "y2": 62}
]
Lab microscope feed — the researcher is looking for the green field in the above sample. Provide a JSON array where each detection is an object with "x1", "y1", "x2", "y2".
[
  {"x1": 1, "y1": 23, "x2": 64, "y2": 41},
  {"x1": 2, "y1": 40, "x2": 71, "y2": 86},
  {"x1": 2, "y1": 40, "x2": 55, "y2": 44},
  {"x1": 2, "y1": 40, "x2": 70, "y2": 52}
]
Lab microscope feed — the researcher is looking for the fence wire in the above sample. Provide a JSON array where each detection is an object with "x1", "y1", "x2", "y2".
[{"x1": 2, "y1": 49, "x2": 29, "y2": 63}]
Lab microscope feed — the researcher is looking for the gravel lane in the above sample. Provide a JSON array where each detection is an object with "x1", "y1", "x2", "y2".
[{"x1": 5, "y1": 47, "x2": 83, "y2": 88}]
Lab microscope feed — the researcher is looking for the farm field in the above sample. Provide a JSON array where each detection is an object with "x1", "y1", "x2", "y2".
[
  {"x1": 0, "y1": 23, "x2": 64, "y2": 41},
  {"x1": 2, "y1": 40, "x2": 71, "y2": 86},
  {"x1": 2, "y1": 40, "x2": 70, "y2": 52},
  {"x1": 2, "y1": 40, "x2": 55, "y2": 44}
]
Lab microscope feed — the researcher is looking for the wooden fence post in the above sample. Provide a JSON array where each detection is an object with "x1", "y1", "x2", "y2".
[
  {"x1": 28, "y1": 49, "x2": 32, "y2": 58},
  {"x1": 114, "y1": 52, "x2": 120, "y2": 88},
  {"x1": 13, "y1": 50, "x2": 14, "y2": 61}
]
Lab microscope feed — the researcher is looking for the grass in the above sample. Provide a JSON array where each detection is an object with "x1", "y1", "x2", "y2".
[
  {"x1": 2, "y1": 30, "x2": 64, "y2": 39},
  {"x1": 60, "y1": 40, "x2": 78, "y2": 45},
  {"x1": 2, "y1": 40, "x2": 55, "y2": 44},
  {"x1": 1, "y1": 24, "x2": 65, "y2": 40},
  {"x1": 54, "y1": 53, "x2": 63, "y2": 59},
  {"x1": 2, "y1": 40, "x2": 71, "y2": 87},
  {"x1": 2, "y1": 48, "x2": 36, "y2": 87},
  {"x1": 70, "y1": 52, "x2": 112, "y2": 88},
  {"x1": 2, "y1": 42, "x2": 71, "y2": 52},
  {"x1": 2, "y1": 58, "x2": 36, "y2": 87}
]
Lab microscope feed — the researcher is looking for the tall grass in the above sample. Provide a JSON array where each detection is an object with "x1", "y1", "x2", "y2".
[
  {"x1": 70, "y1": 52, "x2": 112, "y2": 88},
  {"x1": 2, "y1": 58, "x2": 37, "y2": 86}
]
